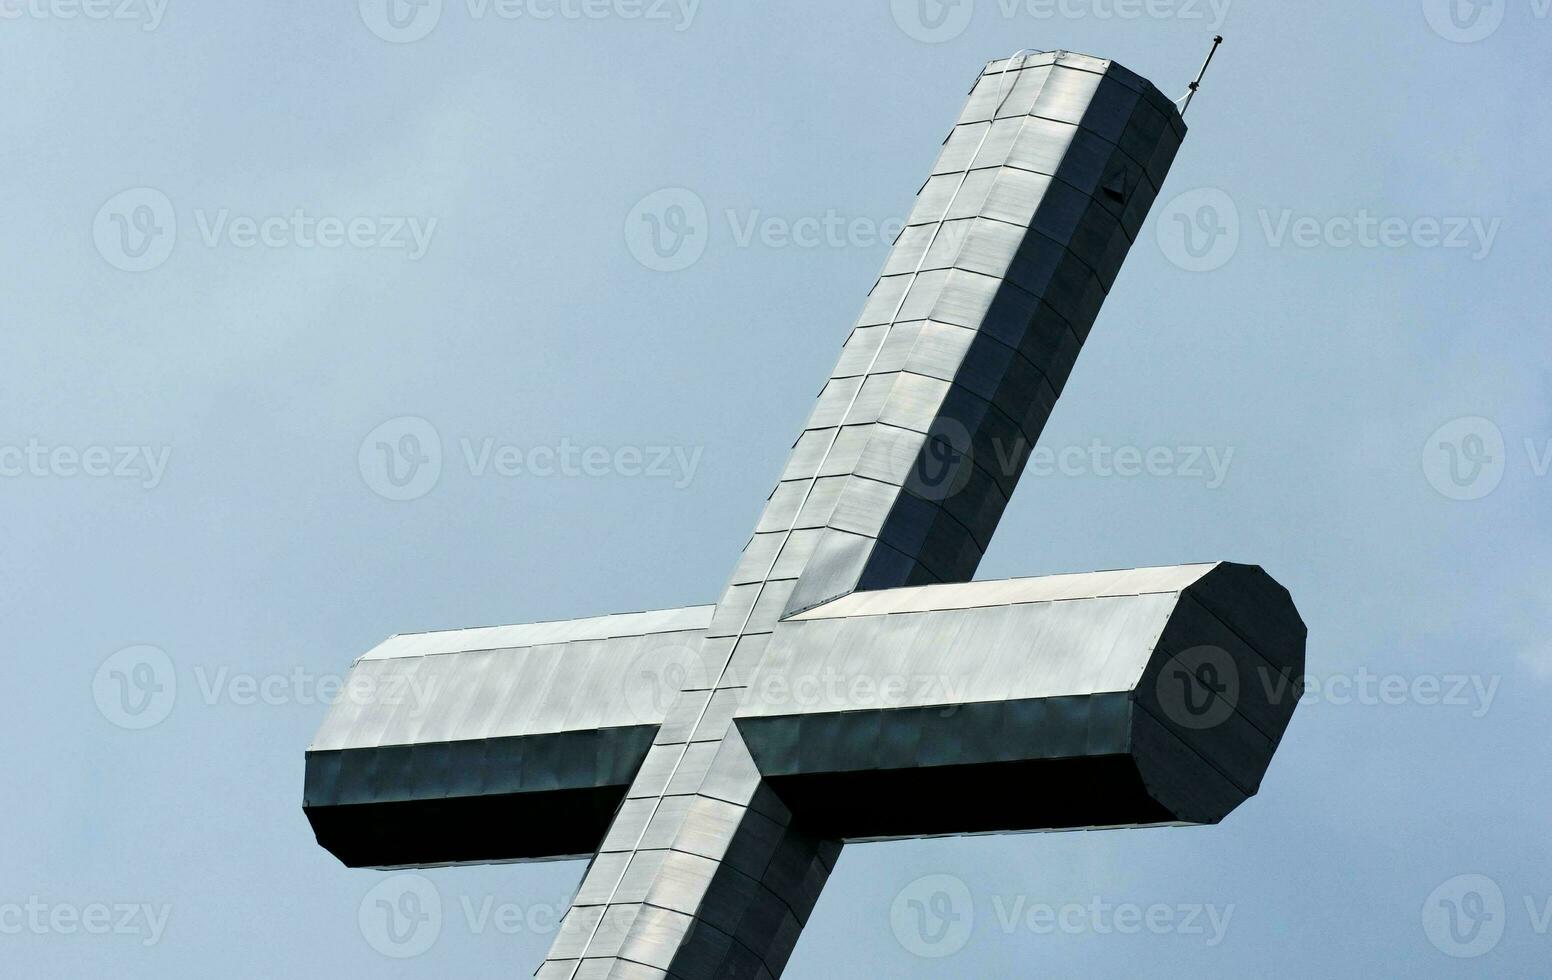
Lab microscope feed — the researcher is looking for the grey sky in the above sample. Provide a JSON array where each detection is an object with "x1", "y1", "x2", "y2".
[{"x1": 2, "y1": 1, "x2": 1547, "y2": 976}]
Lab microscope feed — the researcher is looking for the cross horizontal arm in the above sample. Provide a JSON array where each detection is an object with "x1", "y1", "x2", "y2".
[
  {"x1": 739, "y1": 561, "x2": 1305, "y2": 837},
  {"x1": 304, "y1": 605, "x2": 715, "y2": 868},
  {"x1": 303, "y1": 561, "x2": 1305, "y2": 869}
]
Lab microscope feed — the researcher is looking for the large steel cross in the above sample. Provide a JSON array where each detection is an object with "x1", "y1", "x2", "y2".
[{"x1": 305, "y1": 50, "x2": 1306, "y2": 978}]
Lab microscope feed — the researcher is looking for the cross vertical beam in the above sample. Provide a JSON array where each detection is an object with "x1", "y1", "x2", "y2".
[
  {"x1": 535, "y1": 51, "x2": 1189, "y2": 978},
  {"x1": 744, "y1": 50, "x2": 1183, "y2": 617}
]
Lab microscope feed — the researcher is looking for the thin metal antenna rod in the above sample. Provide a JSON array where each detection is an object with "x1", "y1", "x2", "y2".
[{"x1": 1178, "y1": 34, "x2": 1223, "y2": 117}]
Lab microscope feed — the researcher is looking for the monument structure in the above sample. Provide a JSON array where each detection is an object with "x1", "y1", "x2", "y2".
[{"x1": 305, "y1": 48, "x2": 1305, "y2": 978}]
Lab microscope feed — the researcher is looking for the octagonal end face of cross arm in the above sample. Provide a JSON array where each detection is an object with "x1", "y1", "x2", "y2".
[{"x1": 1131, "y1": 561, "x2": 1308, "y2": 826}]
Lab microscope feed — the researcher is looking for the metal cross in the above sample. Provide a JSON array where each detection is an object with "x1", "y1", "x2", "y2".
[{"x1": 305, "y1": 50, "x2": 1306, "y2": 979}]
